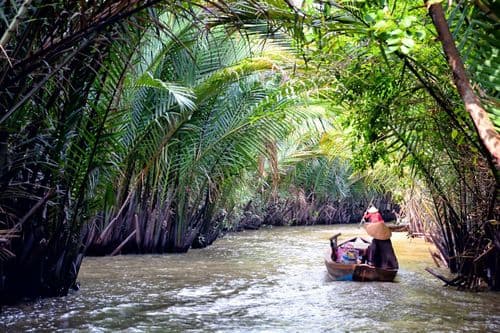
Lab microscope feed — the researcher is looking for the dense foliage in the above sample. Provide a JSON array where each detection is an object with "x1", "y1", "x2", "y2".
[
  {"x1": 0, "y1": 0, "x2": 499, "y2": 303},
  {"x1": 282, "y1": 0, "x2": 500, "y2": 288}
]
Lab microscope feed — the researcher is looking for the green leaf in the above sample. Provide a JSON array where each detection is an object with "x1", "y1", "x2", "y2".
[
  {"x1": 415, "y1": 29, "x2": 426, "y2": 40},
  {"x1": 400, "y1": 16, "x2": 417, "y2": 29},
  {"x1": 134, "y1": 72, "x2": 196, "y2": 111},
  {"x1": 401, "y1": 37, "x2": 415, "y2": 49},
  {"x1": 373, "y1": 20, "x2": 390, "y2": 32},
  {"x1": 400, "y1": 45, "x2": 411, "y2": 54},
  {"x1": 389, "y1": 29, "x2": 404, "y2": 37},
  {"x1": 386, "y1": 38, "x2": 401, "y2": 46},
  {"x1": 365, "y1": 12, "x2": 377, "y2": 23},
  {"x1": 386, "y1": 44, "x2": 400, "y2": 53}
]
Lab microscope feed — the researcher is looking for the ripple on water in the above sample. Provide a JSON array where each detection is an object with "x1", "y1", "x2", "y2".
[{"x1": 1, "y1": 225, "x2": 499, "y2": 332}]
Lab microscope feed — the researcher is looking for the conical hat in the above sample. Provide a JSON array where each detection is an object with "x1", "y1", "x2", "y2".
[
  {"x1": 367, "y1": 206, "x2": 379, "y2": 213},
  {"x1": 364, "y1": 222, "x2": 391, "y2": 240}
]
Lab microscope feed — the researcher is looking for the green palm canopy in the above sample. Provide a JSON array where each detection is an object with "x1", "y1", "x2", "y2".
[{"x1": 0, "y1": 0, "x2": 498, "y2": 303}]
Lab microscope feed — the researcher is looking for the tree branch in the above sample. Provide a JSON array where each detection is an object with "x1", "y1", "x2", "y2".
[{"x1": 425, "y1": 1, "x2": 500, "y2": 168}]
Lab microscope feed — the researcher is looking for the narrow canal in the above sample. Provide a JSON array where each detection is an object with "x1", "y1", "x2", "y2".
[{"x1": 1, "y1": 225, "x2": 499, "y2": 332}]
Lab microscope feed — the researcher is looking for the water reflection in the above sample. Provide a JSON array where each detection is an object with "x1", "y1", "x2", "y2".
[{"x1": 1, "y1": 225, "x2": 499, "y2": 332}]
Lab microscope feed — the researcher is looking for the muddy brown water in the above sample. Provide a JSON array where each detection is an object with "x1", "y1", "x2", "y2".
[{"x1": 1, "y1": 225, "x2": 499, "y2": 332}]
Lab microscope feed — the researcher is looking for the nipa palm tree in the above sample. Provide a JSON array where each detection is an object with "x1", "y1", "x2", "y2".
[
  {"x1": 83, "y1": 12, "x2": 301, "y2": 255},
  {"x1": 0, "y1": 0, "x2": 220, "y2": 304}
]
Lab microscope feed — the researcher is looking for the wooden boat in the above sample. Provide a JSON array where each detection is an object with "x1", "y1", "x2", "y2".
[{"x1": 324, "y1": 234, "x2": 398, "y2": 282}]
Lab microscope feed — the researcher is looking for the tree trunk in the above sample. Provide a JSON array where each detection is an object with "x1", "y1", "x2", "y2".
[{"x1": 425, "y1": 1, "x2": 500, "y2": 168}]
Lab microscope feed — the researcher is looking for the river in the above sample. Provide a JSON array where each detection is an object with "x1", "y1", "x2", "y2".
[{"x1": 1, "y1": 225, "x2": 499, "y2": 332}]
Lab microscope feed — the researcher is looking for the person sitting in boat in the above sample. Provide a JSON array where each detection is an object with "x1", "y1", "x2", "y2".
[{"x1": 362, "y1": 206, "x2": 399, "y2": 270}]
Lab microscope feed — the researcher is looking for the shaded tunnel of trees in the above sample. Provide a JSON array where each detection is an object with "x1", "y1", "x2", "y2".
[{"x1": 0, "y1": 0, "x2": 499, "y2": 304}]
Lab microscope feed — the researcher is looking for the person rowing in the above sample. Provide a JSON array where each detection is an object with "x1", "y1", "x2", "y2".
[{"x1": 362, "y1": 205, "x2": 399, "y2": 270}]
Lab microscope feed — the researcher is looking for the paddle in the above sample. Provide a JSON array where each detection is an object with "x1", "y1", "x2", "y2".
[{"x1": 359, "y1": 197, "x2": 374, "y2": 228}]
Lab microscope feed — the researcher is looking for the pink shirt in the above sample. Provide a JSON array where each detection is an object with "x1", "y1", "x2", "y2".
[{"x1": 363, "y1": 212, "x2": 384, "y2": 223}]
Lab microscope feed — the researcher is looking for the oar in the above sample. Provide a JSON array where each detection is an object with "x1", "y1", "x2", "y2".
[{"x1": 359, "y1": 197, "x2": 374, "y2": 228}]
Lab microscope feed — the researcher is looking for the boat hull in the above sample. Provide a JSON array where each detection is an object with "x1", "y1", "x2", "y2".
[{"x1": 324, "y1": 248, "x2": 397, "y2": 282}]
